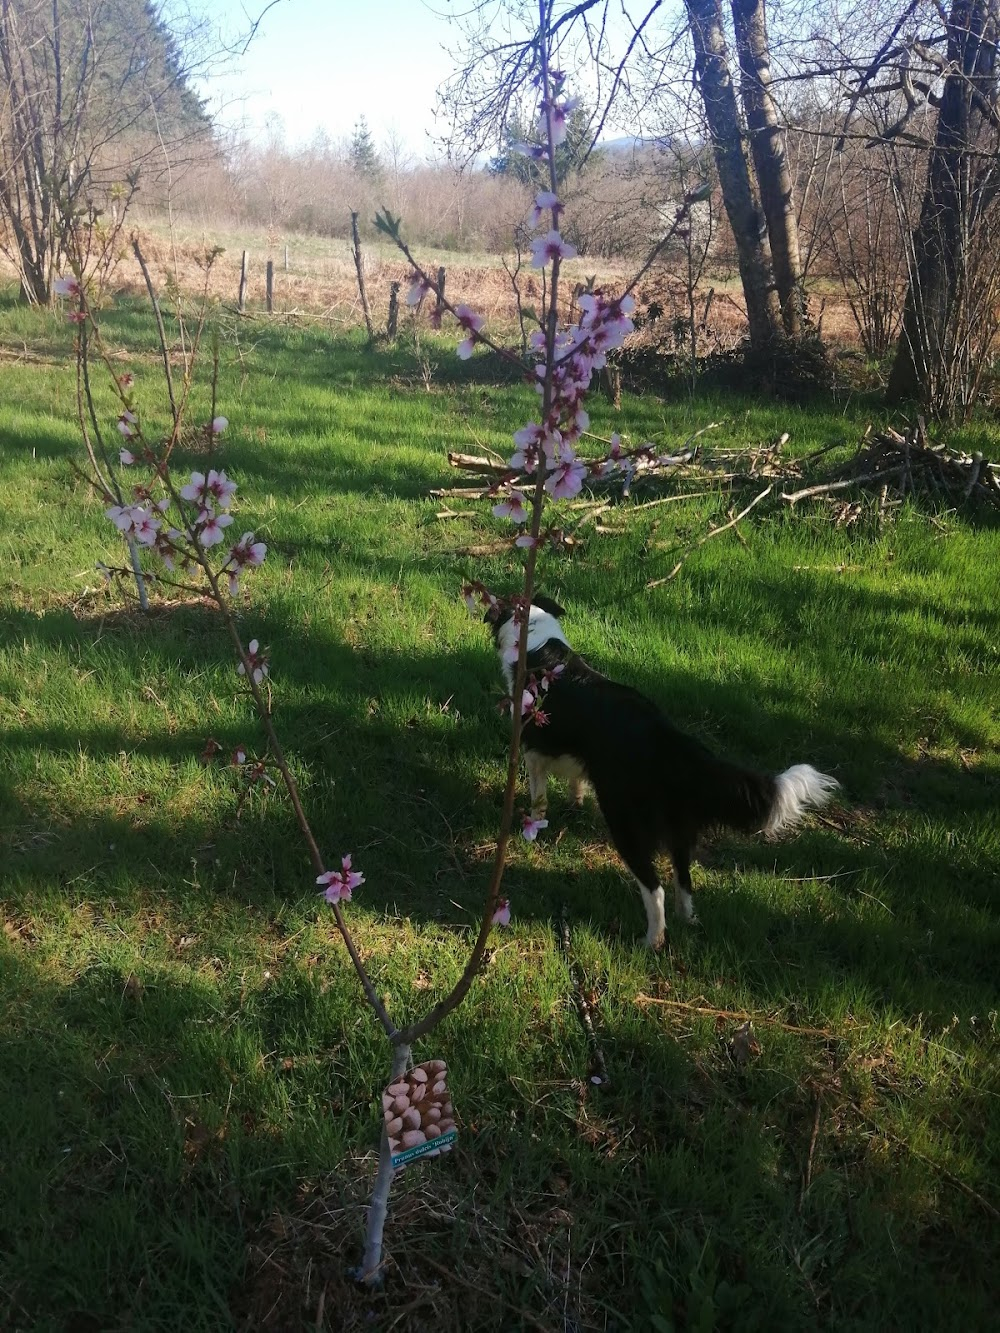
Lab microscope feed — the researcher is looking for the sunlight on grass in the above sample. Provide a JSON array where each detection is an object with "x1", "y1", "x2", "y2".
[{"x1": 1, "y1": 297, "x2": 998, "y2": 1329}]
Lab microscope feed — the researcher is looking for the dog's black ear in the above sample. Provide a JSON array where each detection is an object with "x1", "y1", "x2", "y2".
[{"x1": 532, "y1": 594, "x2": 566, "y2": 620}]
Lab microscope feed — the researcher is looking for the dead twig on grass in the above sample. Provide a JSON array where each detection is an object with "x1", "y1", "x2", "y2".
[
  {"x1": 851, "y1": 1103, "x2": 1000, "y2": 1222},
  {"x1": 799, "y1": 1093, "x2": 823, "y2": 1212},
  {"x1": 560, "y1": 909, "x2": 610, "y2": 1088},
  {"x1": 635, "y1": 993, "x2": 838, "y2": 1040},
  {"x1": 647, "y1": 484, "x2": 773, "y2": 588}
]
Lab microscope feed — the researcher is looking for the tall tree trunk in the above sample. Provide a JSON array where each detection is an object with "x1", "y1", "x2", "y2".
[
  {"x1": 731, "y1": 0, "x2": 804, "y2": 338},
  {"x1": 685, "y1": 0, "x2": 784, "y2": 349},
  {"x1": 887, "y1": 0, "x2": 1000, "y2": 408}
]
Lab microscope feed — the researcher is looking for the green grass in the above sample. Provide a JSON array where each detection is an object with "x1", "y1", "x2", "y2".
[{"x1": 2, "y1": 291, "x2": 999, "y2": 1331}]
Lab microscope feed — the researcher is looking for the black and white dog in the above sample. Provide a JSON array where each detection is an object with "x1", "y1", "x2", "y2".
[{"x1": 490, "y1": 596, "x2": 839, "y2": 949}]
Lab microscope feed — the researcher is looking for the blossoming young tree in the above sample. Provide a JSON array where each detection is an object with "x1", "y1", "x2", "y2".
[{"x1": 60, "y1": 0, "x2": 705, "y2": 1284}]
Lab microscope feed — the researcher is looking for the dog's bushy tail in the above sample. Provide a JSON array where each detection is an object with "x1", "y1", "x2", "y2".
[
  {"x1": 763, "y1": 764, "x2": 840, "y2": 835},
  {"x1": 700, "y1": 759, "x2": 838, "y2": 836}
]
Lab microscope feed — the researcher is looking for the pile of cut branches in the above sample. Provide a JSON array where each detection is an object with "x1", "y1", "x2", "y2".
[
  {"x1": 782, "y1": 421, "x2": 1000, "y2": 512},
  {"x1": 432, "y1": 427, "x2": 798, "y2": 507}
]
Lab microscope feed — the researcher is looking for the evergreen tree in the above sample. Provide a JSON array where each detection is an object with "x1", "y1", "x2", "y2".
[
  {"x1": 490, "y1": 104, "x2": 597, "y2": 187},
  {"x1": 349, "y1": 117, "x2": 383, "y2": 181}
]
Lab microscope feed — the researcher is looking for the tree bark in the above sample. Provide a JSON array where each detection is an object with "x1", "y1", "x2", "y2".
[
  {"x1": 685, "y1": 0, "x2": 784, "y2": 350},
  {"x1": 887, "y1": 0, "x2": 1000, "y2": 408},
  {"x1": 731, "y1": 0, "x2": 804, "y2": 338}
]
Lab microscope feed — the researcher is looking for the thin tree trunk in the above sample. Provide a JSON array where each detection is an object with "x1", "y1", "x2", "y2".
[
  {"x1": 731, "y1": 0, "x2": 804, "y2": 338},
  {"x1": 685, "y1": 0, "x2": 783, "y2": 349},
  {"x1": 887, "y1": 0, "x2": 999, "y2": 407}
]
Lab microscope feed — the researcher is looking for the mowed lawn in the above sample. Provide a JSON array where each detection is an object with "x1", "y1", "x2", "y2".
[{"x1": 1, "y1": 292, "x2": 999, "y2": 1331}]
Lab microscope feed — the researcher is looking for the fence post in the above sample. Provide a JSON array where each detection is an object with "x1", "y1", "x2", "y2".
[
  {"x1": 387, "y1": 281, "x2": 400, "y2": 338},
  {"x1": 283, "y1": 244, "x2": 289, "y2": 272},
  {"x1": 435, "y1": 265, "x2": 446, "y2": 321},
  {"x1": 238, "y1": 250, "x2": 248, "y2": 314},
  {"x1": 266, "y1": 259, "x2": 274, "y2": 313},
  {"x1": 350, "y1": 211, "x2": 375, "y2": 341}
]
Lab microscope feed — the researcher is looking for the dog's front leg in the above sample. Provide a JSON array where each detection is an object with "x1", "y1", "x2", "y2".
[{"x1": 525, "y1": 750, "x2": 550, "y2": 819}]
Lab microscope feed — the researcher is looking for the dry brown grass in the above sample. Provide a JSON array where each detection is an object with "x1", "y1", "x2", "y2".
[{"x1": 1, "y1": 214, "x2": 866, "y2": 351}]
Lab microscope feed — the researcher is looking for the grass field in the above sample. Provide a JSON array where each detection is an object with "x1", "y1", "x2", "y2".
[{"x1": 2, "y1": 290, "x2": 999, "y2": 1331}]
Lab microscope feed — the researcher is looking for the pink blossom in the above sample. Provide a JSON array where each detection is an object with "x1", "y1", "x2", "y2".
[
  {"x1": 236, "y1": 638, "x2": 269, "y2": 684},
  {"x1": 316, "y1": 854, "x2": 365, "y2": 905},
  {"x1": 211, "y1": 416, "x2": 228, "y2": 435},
  {"x1": 196, "y1": 510, "x2": 234, "y2": 548},
  {"x1": 181, "y1": 471, "x2": 210, "y2": 504},
  {"x1": 105, "y1": 503, "x2": 158, "y2": 543},
  {"x1": 406, "y1": 272, "x2": 433, "y2": 306},
  {"x1": 132, "y1": 507, "x2": 161, "y2": 546},
  {"x1": 545, "y1": 459, "x2": 588, "y2": 500},
  {"x1": 515, "y1": 534, "x2": 538, "y2": 548},
  {"x1": 521, "y1": 815, "x2": 549, "y2": 842},
  {"x1": 118, "y1": 373, "x2": 134, "y2": 390},
  {"x1": 530, "y1": 230, "x2": 577, "y2": 268},
  {"x1": 105, "y1": 504, "x2": 135, "y2": 531},
  {"x1": 53, "y1": 275, "x2": 81, "y2": 298},
  {"x1": 597, "y1": 434, "x2": 624, "y2": 476},
  {"x1": 66, "y1": 310, "x2": 87, "y2": 324},
  {"x1": 232, "y1": 746, "x2": 248, "y2": 766},
  {"x1": 491, "y1": 898, "x2": 511, "y2": 927},
  {"x1": 454, "y1": 304, "x2": 484, "y2": 360},
  {"x1": 512, "y1": 421, "x2": 559, "y2": 471},
  {"x1": 153, "y1": 530, "x2": 178, "y2": 569},
  {"x1": 539, "y1": 96, "x2": 579, "y2": 145},
  {"x1": 117, "y1": 411, "x2": 138, "y2": 439},
  {"x1": 529, "y1": 191, "x2": 561, "y2": 228},
  {"x1": 207, "y1": 469, "x2": 237, "y2": 508},
  {"x1": 492, "y1": 489, "x2": 528, "y2": 524},
  {"x1": 227, "y1": 531, "x2": 267, "y2": 569},
  {"x1": 182, "y1": 469, "x2": 237, "y2": 510},
  {"x1": 502, "y1": 634, "x2": 521, "y2": 667},
  {"x1": 520, "y1": 687, "x2": 536, "y2": 716},
  {"x1": 512, "y1": 142, "x2": 545, "y2": 159},
  {"x1": 119, "y1": 448, "x2": 136, "y2": 466}
]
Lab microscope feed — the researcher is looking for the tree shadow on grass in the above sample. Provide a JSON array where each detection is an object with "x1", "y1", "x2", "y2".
[
  {"x1": 2, "y1": 914, "x2": 996, "y2": 1333},
  {"x1": 3, "y1": 590, "x2": 999, "y2": 1036}
]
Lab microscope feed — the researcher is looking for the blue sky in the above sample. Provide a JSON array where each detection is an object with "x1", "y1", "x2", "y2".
[{"x1": 194, "y1": 0, "x2": 461, "y2": 157}]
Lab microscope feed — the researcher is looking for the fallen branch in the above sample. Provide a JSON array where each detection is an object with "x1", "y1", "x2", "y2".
[
  {"x1": 635, "y1": 993, "x2": 837, "y2": 1040},
  {"x1": 782, "y1": 468, "x2": 903, "y2": 505},
  {"x1": 447, "y1": 450, "x2": 511, "y2": 475},
  {"x1": 560, "y1": 910, "x2": 610, "y2": 1088},
  {"x1": 647, "y1": 484, "x2": 773, "y2": 588},
  {"x1": 851, "y1": 1103, "x2": 1000, "y2": 1222}
]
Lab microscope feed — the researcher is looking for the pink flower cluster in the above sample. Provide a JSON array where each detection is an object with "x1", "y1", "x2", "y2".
[
  {"x1": 106, "y1": 500, "x2": 165, "y2": 546},
  {"x1": 483, "y1": 290, "x2": 638, "y2": 529},
  {"x1": 103, "y1": 425, "x2": 269, "y2": 604},
  {"x1": 317, "y1": 855, "x2": 365, "y2": 905},
  {"x1": 236, "y1": 638, "x2": 269, "y2": 684}
]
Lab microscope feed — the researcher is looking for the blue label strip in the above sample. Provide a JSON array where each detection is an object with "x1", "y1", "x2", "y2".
[{"x1": 390, "y1": 1129, "x2": 458, "y2": 1168}]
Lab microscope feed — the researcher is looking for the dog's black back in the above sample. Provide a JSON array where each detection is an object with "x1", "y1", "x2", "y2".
[{"x1": 521, "y1": 633, "x2": 776, "y2": 854}]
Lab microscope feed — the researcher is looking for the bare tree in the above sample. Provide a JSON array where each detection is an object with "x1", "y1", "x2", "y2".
[
  {"x1": 731, "y1": 0, "x2": 803, "y2": 335},
  {"x1": 0, "y1": 0, "x2": 211, "y2": 302},
  {"x1": 684, "y1": 0, "x2": 784, "y2": 346},
  {"x1": 886, "y1": 0, "x2": 1000, "y2": 414}
]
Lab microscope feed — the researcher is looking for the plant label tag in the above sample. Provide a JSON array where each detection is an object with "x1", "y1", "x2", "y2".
[{"x1": 381, "y1": 1059, "x2": 456, "y2": 1169}]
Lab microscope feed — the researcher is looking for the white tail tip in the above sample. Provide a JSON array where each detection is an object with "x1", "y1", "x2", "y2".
[{"x1": 765, "y1": 764, "x2": 839, "y2": 835}]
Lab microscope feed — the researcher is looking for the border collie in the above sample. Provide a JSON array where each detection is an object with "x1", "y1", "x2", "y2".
[{"x1": 489, "y1": 596, "x2": 839, "y2": 949}]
